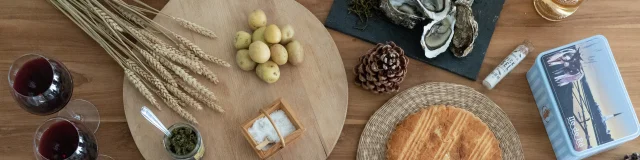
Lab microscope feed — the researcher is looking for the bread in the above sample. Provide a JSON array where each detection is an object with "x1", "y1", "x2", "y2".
[{"x1": 387, "y1": 105, "x2": 502, "y2": 160}]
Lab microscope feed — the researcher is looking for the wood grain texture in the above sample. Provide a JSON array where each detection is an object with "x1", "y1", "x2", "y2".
[
  {"x1": 123, "y1": 0, "x2": 348, "y2": 159},
  {"x1": 1, "y1": 0, "x2": 640, "y2": 159}
]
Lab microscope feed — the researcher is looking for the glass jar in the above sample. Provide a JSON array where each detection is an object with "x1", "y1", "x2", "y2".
[
  {"x1": 534, "y1": 0, "x2": 585, "y2": 21},
  {"x1": 163, "y1": 123, "x2": 205, "y2": 160}
]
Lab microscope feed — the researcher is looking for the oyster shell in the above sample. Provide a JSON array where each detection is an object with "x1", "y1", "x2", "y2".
[
  {"x1": 454, "y1": 0, "x2": 474, "y2": 6},
  {"x1": 421, "y1": 7, "x2": 456, "y2": 58},
  {"x1": 417, "y1": 0, "x2": 453, "y2": 21},
  {"x1": 450, "y1": 4, "x2": 478, "y2": 58},
  {"x1": 380, "y1": 0, "x2": 427, "y2": 29}
]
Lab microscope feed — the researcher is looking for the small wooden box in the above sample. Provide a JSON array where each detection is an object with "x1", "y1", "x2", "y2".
[{"x1": 241, "y1": 98, "x2": 305, "y2": 159}]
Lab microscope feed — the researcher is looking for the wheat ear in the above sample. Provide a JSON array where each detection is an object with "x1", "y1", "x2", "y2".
[
  {"x1": 92, "y1": 7, "x2": 124, "y2": 32},
  {"x1": 124, "y1": 28, "x2": 177, "y2": 87},
  {"x1": 124, "y1": 59, "x2": 152, "y2": 80},
  {"x1": 173, "y1": 17, "x2": 217, "y2": 38},
  {"x1": 151, "y1": 44, "x2": 196, "y2": 67},
  {"x1": 125, "y1": 69, "x2": 161, "y2": 110},
  {"x1": 175, "y1": 44, "x2": 198, "y2": 60},
  {"x1": 138, "y1": 49, "x2": 178, "y2": 87},
  {"x1": 151, "y1": 43, "x2": 219, "y2": 83},
  {"x1": 174, "y1": 34, "x2": 230, "y2": 67},
  {"x1": 112, "y1": 5, "x2": 146, "y2": 27},
  {"x1": 159, "y1": 91, "x2": 199, "y2": 124},
  {"x1": 139, "y1": 29, "x2": 167, "y2": 45},
  {"x1": 157, "y1": 55, "x2": 219, "y2": 101},
  {"x1": 144, "y1": 86, "x2": 199, "y2": 124},
  {"x1": 195, "y1": 64, "x2": 219, "y2": 84},
  {"x1": 197, "y1": 53, "x2": 231, "y2": 68},
  {"x1": 140, "y1": 65, "x2": 199, "y2": 124},
  {"x1": 166, "y1": 84, "x2": 203, "y2": 110},
  {"x1": 178, "y1": 81, "x2": 224, "y2": 113},
  {"x1": 127, "y1": 60, "x2": 177, "y2": 115}
]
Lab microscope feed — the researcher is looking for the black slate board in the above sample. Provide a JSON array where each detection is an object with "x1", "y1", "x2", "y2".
[{"x1": 325, "y1": 0, "x2": 505, "y2": 80}]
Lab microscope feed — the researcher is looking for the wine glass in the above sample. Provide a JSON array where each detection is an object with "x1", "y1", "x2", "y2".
[
  {"x1": 34, "y1": 117, "x2": 98, "y2": 160},
  {"x1": 8, "y1": 54, "x2": 100, "y2": 133}
]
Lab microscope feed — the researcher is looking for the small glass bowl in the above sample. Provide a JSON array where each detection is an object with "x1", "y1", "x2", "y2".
[{"x1": 163, "y1": 123, "x2": 205, "y2": 160}]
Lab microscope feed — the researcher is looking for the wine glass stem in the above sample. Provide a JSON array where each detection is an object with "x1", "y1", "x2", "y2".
[
  {"x1": 57, "y1": 99, "x2": 101, "y2": 133},
  {"x1": 64, "y1": 109, "x2": 83, "y2": 121}
]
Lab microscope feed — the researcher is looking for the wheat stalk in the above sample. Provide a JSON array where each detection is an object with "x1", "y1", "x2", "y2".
[
  {"x1": 49, "y1": 0, "x2": 227, "y2": 124},
  {"x1": 92, "y1": 7, "x2": 124, "y2": 32},
  {"x1": 139, "y1": 63, "x2": 200, "y2": 124},
  {"x1": 138, "y1": 49, "x2": 178, "y2": 87},
  {"x1": 197, "y1": 53, "x2": 231, "y2": 68},
  {"x1": 196, "y1": 64, "x2": 219, "y2": 84},
  {"x1": 125, "y1": 25, "x2": 151, "y2": 43},
  {"x1": 209, "y1": 103, "x2": 224, "y2": 113},
  {"x1": 160, "y1": 91, "x2": 199, "y2": 124},
  {"x1": 151, "y1": 44, "x2": 197, "y2": 67},
  {"x1": 157, "y1": 55, "x2": 218, "y2": 101},
  {"x1": 139, "y1": 29, "x2": 166, "y2": 45},
  {"x1": 124, "y1": 59, "x2": 154, "y2": 83},
  {"x1": 125, "y1": 69, "x2": 161, "y2": 110},
  {"x1": 150, "y1": 43, "x2": 219, "y2": 83},
  {"x1": 173, "y1": 17, "x2": 217, "y2": 39},
  {"x1": 166, "y1": 84, "x2": 203, "y2": 110},
  {"x1": 178, "y1": 81, "x2": 224, "y2": 113},
  {"x1": 176, "y1": 45, "x2": 199, "y2": 61},
  {"x1": 112, "y1": 5, "x2": 146, "y2": 27},
  {"x1": 174, "y1": 34, "x2": 230, "y2": 67},
  {"x1": 174, "y1": 44, "x2": 198, "y2": 60},
  {"x1": 124, "y1": 59, "x2": 195, "y2": 121}
]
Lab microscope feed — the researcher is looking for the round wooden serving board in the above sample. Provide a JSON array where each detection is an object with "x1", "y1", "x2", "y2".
[{"x1": 122, "y1": 0, "x2": 348, "y2": 159}]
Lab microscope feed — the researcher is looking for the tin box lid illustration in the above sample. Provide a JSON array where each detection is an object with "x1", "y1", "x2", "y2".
[{"x1": 535, "y1": 35, "x2": 640, "y2": 152}]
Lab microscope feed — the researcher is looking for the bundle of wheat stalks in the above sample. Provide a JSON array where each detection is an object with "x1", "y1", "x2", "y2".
[{"x1": 49, "y1": 0, "x2": 228, "y2": 124}]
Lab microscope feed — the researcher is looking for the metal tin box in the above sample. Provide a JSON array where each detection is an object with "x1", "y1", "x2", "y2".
[{"x1": 526, "y1": 35, "x2": 640, "y2": 160}]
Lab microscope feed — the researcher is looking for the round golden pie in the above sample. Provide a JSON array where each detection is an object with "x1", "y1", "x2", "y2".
[{"x1": 387, "y1": 105, "x2": 502, "y2": 160}]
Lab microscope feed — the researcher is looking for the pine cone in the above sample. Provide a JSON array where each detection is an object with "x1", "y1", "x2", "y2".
[{"x1": 354, "y1": 41, "x2": 409, "y2": 94}]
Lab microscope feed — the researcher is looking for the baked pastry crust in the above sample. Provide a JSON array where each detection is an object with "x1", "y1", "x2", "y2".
[{"x1": 387, "y1": 105, "x2": 502, "y2": 160}]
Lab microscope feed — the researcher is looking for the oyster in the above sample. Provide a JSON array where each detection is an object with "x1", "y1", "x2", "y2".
[
  {"x1": 380, "y1": 0, "x2": 427, "y2": 29},
  {"x1": 454, "y1": 0, "x2": 474, "y2": 6},
  {"x1": 421, "y1": 7, "x2": 456, "y2": 58},
  {"x1": 450, "y1": 4, "x2": 478, "y2": 58},
  {"x1": 417, "y1": 0, "x2": 453, "y2": 21}
]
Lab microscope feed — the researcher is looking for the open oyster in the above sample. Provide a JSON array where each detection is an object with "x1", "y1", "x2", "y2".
[
  {"x1": 450, "y1": 4, "x2": 478, "y2": 58},
  {"x1": 380, "y1": 0, "x2": 427, "y2": 29},
  {"x1": 417, "y1": 0, "x2": 453, "y2": 21},
  {"x1": 421, "y1": 7, "x2": 456, "y2": 58}
]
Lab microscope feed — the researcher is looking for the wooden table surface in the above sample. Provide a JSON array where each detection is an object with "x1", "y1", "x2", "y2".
[{"x1": 1, "y1": 0, "x2": 639, "y2": 159}]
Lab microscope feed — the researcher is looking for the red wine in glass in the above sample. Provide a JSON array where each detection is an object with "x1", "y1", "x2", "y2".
[
  {"x1": 9, "y1": 54, "x2": 101, "y2": 133},
  {"x1": 38, "y1": 120, "x2": 79, "y2": 159},
  {"x1": 10, "y1": 56, "x2": 72, "y2": 115},
  {"x1": 35, "y1": 117, "x2": 98, "y2": 160}
]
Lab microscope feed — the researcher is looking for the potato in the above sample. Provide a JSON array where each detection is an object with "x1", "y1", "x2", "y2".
[
  {"x1": 280, "y1": 24, "x2": 295, "y2": 44},
  {"x1": 252, "y1": 27, "x2": 266, "y2": 43},
  {"x1": 249, "y1": 41, "x2": 270, "y2": 63},
  {"x1": 270, "y1": 44, "x2": 288, "y2": 65},
  {"x1": 234, "y1": 31, "x2": 252, "y2": 49},
  {"x1": 236, "y1": 49, "x2": 257, "y2": 71},
  {"x1": 248, "y1": 9, "x2": 267, "y2": 30},
  {"x1": 286, "y1": 40, "x2": 304, "y2": 65},
  {"x1": 264, "y1": 24, "x2": 281, "y2": 44},
  {"x1": 256, "y1": 61, "x2": 280, "y2": 83}
]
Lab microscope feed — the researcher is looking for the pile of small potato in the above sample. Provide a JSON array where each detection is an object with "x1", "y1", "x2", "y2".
[{"x1": 234, "y1": 9, "x2": 304, "y2": 84}]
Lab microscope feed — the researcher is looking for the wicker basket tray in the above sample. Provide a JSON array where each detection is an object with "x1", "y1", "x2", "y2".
[
  {"x1": 357, "y1": 82, "x2": 524, "y2": 160},
  {"x1": 241, "y1": 98, "x2": 305, "y2": 159}
]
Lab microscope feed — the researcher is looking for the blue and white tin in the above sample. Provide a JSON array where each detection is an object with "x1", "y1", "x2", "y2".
[{"x1": 526, "y1": 35, "x2": 640, "y2": 160}]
